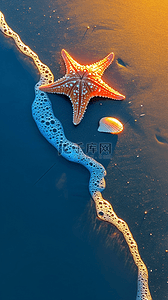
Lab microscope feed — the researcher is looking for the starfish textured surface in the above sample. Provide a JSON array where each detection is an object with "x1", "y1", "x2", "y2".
[{"x1": 39, "y1": 49, "x2": 125, "y2": 125}]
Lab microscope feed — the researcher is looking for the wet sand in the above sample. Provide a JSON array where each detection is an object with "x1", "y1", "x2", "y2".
[{"x1": 0, "y1": 0, "x2": 167, "y2": 299}]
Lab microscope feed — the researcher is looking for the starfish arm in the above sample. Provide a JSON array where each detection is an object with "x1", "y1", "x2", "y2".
[
  {"x1": 86, "y1": 78, "x2": 125, "y2": 100},
  {"x1": 89, "y1": 52, "x2": 114, "y2": 77},
  {"x1": 71, "y1": 95, "x2": 92, "y2": 125},
  {"x1": 61, "y1": 49, "x2": 83, "y2": 74},
  {"x1": 39, "y1": 75, "x2": 78, "y2": 95},
  {"x1": 68, "y1": 81, "x2": 92, "y2": 125}
]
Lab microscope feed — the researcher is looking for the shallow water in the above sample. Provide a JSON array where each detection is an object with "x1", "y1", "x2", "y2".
[{"x1": 0, "y1": 0, "x2": 168, "y2": 299}]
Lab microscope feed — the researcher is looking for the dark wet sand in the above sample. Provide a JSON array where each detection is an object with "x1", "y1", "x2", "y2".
[{"x1": 0, "y1": 1, "x2": 167, "y2": 299}]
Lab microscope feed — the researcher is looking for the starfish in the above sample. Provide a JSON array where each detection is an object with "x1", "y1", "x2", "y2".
[{"x1": 39, "y1": 49, "x2": 125, "y2": 125}]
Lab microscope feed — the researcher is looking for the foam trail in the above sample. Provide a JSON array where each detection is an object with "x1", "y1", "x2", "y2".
[{"x1": 0, "y1": 11, "x2": 152, "y2": 300}]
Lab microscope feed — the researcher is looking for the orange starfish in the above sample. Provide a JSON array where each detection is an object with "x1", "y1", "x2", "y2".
[{"x1": 39, "y1": 49, "x2": 125, "y2": 125}]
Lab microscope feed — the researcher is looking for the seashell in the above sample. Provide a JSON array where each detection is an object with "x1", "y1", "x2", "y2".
[{"x1": 98, "y1": 117, "x2": 123, "y2": 134}]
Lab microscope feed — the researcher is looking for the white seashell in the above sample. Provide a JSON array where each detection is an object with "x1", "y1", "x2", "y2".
[{"x1": 98, "y1": 117, "x2": 123, "y2": 134}]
